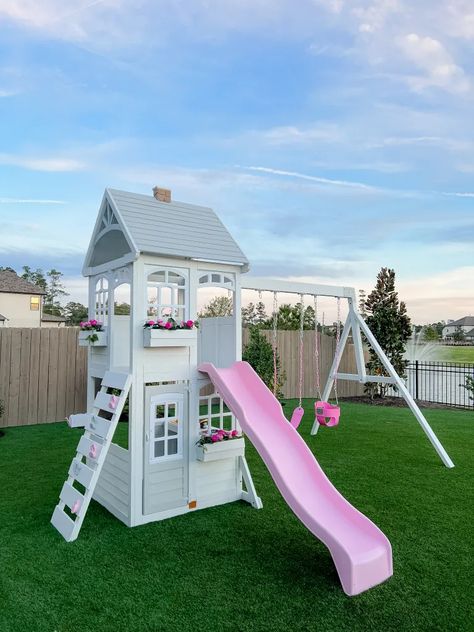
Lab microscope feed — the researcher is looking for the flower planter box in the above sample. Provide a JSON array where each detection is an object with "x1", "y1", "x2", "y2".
[
  {"x1": 143, "y1": 328, "x2": 197, "y2": 348},
  {"x1": 78, "y1": 331, "x2": 108, "y2": 347},
  {"x1": 196, "y1": 437, "x2": 245, "y2": 462}
]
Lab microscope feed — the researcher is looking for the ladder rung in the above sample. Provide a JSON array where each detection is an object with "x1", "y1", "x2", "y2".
[
  {"x1": 85, "y1": 415, "x2": 113, "y2": 440},
  {"x1": 77, "y1": 436, "x2": 103, "y2": 461},
  {"x1": 102, "y1": 371, "x2": 130, "y2": 390},
  {"x1": 94, "y1": 391, "x2": 121, "y2": 413},
  {"x1": 69, "y1": 458, "x2": 95, "y2": 489},
  {"x1": 51, "y1": 506, "x2": 76, "y2": 541},
  {"x1": 59, "y1": 482, "x2": 85, "y2": 513}
]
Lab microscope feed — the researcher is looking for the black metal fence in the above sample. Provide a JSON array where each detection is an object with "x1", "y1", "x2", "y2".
[{"x1": 404, "y1": 361, "x2": 474, "y2": 409}]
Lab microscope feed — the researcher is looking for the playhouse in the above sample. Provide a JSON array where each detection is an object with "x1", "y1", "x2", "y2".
[{"x1": 51, "y1": 185, "x2": 454, "y2": 596}]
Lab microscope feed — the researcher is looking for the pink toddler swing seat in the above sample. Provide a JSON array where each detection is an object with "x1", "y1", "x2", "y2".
[{"x1": 315, "y1": 401, "x2": 340, "y2": 427}]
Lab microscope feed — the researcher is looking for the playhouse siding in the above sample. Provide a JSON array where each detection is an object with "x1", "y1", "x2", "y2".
[
  {"x1": 107, "y1": 189, "x2": 249, "y2": 267},
  {"x1": 93, "y1": 443, "x2": 130, "y2": 524},
  {"x1": 196, "y1": 458, "x2": 241, "y2": 503}
]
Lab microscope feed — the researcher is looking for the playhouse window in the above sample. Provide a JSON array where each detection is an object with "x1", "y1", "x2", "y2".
[
  {"x1": 198, "y1": 272, "x2": 235, "y2": 290},
  {"x1": 94, "y1": 277, "x2": 109, "y2": 321},
  {"x1": 149, "y1": 394, "x2": 184, "y2": 463},
  {"x1": 147, "y1": 268, "x2": 187, "y2": 321},
  {"x1": 199, "y1": 385, "x2": 235, "y2": 433}
]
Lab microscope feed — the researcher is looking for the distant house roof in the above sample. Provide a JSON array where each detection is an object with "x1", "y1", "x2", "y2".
[
  {"x1": 446, "y1": 316, "x2": 474, "y2": 328},
  {"x1": 85, "y1": 188, "x2": 249, "y2": 271},
  {"x1": 41, "y1": 313, "x2": 66, "y2": 322},
  {"x1": 0, "y1": 270, "x2": 45, "y2": 295},
  {"x1": 465, "y1": 328, "x2": 474, "y2": 338},
  {"x1": 0, "y1": 313, "x2": 6, "y2": 321}
]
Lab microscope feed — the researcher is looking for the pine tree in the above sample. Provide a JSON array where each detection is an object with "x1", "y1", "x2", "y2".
[
  {"x1": 364, "y1": 267, "x2": 411, "y2": 398},
  {"x1": 44, "y1": 269, "x2": 68, "y2": 315}
]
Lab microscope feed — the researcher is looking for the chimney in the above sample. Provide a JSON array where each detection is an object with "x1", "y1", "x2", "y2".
[{"x1": 153, "y1": 186, "x2": 171, "y2": 203}]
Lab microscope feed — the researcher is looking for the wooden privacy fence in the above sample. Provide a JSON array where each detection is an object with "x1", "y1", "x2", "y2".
[
  {"x1": 242, "y1": 329, "x2": 366, "y2": 400},
  {"x1": 0, "y1": 328, "x2": 87, "y2": 428},
  {"x1": 0, "y1": 327, "x2": 364, "y2": 427}
]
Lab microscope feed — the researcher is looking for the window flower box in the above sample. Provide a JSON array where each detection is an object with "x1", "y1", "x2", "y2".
[
  {"x1": 143, "y1": 318, "x2": 198, "y2": 347},
  {"x1": 196, "y1": 437, "x2": 245, "y2": 462},
  {"x1": 143, "y1": 328, "x2": 197, "y2": 348},
  {"x1": 78, "y1": 330, "x2": 108, "y2": 347}
]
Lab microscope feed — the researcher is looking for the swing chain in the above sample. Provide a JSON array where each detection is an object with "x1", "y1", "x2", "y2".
[
  {"x1": 314, "y1": 295, "x2": 321, "y2": 400},
  {"x1": 333, "y1": 297, "x2": 341, "y2": 405},
  {"x1": 298, "y1": 294, "x2": 305, "y2": 408},
  {"x1": 272, "y1": 292, "x2": 278, "y2": 396}
]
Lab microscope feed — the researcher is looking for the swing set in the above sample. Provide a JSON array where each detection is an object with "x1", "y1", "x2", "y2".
[{"x1": 243, "y1": 277, "x2": 454, "y2": 469}]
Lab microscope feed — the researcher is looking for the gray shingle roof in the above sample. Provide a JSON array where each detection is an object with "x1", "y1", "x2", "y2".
[
  {"x1": 41, "y1": 313, "x2": 66, "y2": 322},
  {"x1": 448, "y1": 316, "x2": 474, "y2": 327},
  {"x1": 0, "y1": 270, "x2": 45, "y2": 295},
  {"x1": 107, "y1": 188, "x2": 249, "y2": 269},
  {"x1": 0, "y1": 313, "x2": 6, "y2": 321}
]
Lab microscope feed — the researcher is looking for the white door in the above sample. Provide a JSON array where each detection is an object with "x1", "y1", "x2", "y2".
[{"x1": 143, "y1": 385, "x2": 189, "y2": 515}]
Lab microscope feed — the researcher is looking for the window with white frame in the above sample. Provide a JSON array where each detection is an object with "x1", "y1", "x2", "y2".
[
  {"x1": 94, "y1": 277, "x2": 109, "y2": 321},
  {"x1": 198, "y1": 272, "x2": 234, "y2": 290},
  {"x1": 149, "y1": 393, "x2": 184, "y2": 462},
  {"x1": 198, "y1": 385, "x2": 235, "y2": 434},
  {"x1": 147, "y1": 268, "x2": 188, "y2": 321}
]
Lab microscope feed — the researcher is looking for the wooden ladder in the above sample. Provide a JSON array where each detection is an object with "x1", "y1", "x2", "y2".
[{"x1": 51, "y1": 371, "x2": 132, "y2": 542}]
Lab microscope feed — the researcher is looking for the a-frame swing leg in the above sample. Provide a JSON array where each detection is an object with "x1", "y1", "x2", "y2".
[
  {"x1": 311, "y1": 314, "x2": 352, "y2": 435},
  {"x1": 352, "y1": 310, "x2": 454, "y2": 468}
]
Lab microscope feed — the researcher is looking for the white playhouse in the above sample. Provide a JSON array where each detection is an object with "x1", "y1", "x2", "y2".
[{"x1": 51, "y1": 186, "x2": 454, "y2": 596}]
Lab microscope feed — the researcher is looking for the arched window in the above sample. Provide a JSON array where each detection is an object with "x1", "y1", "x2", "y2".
[
  {"x1": 198, "y1": 272, "x2": 234, "y2": 290},
  {"x1": 94, "y1": 277, "x2": 109, "y2": 322},
  {"x1": 146, "y1": 268, "x2": 188, "y2": 322}
]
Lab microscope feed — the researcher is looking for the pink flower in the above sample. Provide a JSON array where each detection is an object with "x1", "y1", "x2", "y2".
[
  {"x1": 211, "y1": 434, "x2": 219, "y2": 442},
  {"x1": 186, "y1": 320, "x2": 194, "y2": 328},
  {"x1": 90, "y1": 319, "x2": 98, "y2": 326},
  {"x1": 165, "y1": 321, "x2": 172, "y2": 329},
  {"x1": 79, "y1": 322, "x2": 85, "y2": 328},
  {"x1": 146, "y1": 320, "x2": 155, "y2": 326},
  {"x1": 231, "y1": 430, "x2": 238, "y2": 437}
]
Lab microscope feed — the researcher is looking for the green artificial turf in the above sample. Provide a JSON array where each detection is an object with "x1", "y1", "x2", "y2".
[{"x1": 0, "y1": 403, "x2": 472, "y2": 632}]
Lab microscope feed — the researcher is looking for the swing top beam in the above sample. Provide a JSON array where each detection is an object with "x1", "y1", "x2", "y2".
[{"x1": 241, "y1": 277, "x2": 357, "y2": 301}]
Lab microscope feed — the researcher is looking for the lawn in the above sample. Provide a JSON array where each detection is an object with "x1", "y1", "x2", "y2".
[
  {"x1": 0, "y1": 402, "x2": 472, "y2": 632},
  {"x1": 435, "y1": 345, "x2": 474, "y2": 363}
]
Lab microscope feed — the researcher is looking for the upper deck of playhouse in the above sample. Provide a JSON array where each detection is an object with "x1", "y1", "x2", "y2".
[{"x1": 82, "y1": 187, "x2": 248, "y2": 378}]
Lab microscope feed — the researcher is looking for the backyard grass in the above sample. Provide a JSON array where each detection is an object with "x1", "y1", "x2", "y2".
[
  {"x1": 0, "y1": 402, "x2": 472, "y2": 632},
  {"x1": 435, "y1": 345, "x2": 474, "y2": 363}
]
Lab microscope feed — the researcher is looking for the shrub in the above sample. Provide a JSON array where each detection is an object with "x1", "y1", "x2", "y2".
[{"x1": 242, "y1": 326, "x2": 285, "y2": 399}]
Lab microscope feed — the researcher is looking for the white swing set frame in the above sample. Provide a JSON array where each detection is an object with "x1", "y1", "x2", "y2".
[{"x1": 242, "y1": 277, "x2": 454, "y2": 469}]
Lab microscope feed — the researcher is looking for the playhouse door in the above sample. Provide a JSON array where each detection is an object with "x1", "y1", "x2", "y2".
[{"x1": 143, "y1": 385, "x2": 189, "y2": 515}]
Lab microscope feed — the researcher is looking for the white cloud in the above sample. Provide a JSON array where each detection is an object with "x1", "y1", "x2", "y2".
[
  {"x1": 242, "y1": 165, "x2": 381, "y2": 192},
  {"x1": 0, "y1": 197, "x2": 66, "y2": 204},
  {"x1": 442, "y1": 191, "x2": 474, "y2": 198},
  {"x1": 397, "y1": 33, "x2": 471, "y2": 93},
  {"x1": 0, "y1": 153, "x2": 85, "y2": 172}
]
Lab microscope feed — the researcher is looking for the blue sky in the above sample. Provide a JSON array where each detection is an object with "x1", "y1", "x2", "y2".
[{"x1": 0, "y1": 0, "x2": 473, "y2": 323}]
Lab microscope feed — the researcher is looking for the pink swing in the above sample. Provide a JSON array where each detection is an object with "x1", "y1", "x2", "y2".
[
  {"x1": 271, "y1": 292, "x2": 304, "y2": 429},
  {"x1": 313, "y1": 296, "x2": 341, "y2": 430}
]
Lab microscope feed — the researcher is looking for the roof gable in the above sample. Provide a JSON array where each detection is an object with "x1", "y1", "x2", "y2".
[
  {"x1": 82, "y1": 192, "x2": 138, "y2": 274},
  {"x1": 105, "y1": 188, "x2": 249, "y2": 269},
  {"x1": 0, "y1": 271, "x2": 45, "y2": 295}
]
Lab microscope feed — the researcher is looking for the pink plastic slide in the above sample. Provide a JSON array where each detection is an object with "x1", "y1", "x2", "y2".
[{"x1": 199, "y1": 361, "x2": 392, "y2": 596}]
